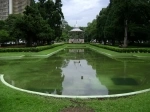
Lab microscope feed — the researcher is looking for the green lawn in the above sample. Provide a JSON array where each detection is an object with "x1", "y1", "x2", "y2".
[
  {"x1": 89, "y1": 45, "x2": 150, "y2": 60},
  {"x1": 0, "y1": 44, "x2": 150, "y2": 112},
  {"x1": 0, "y1": 43, "x2": 149, "y2": 58},
  {"x1": 0, "y1": 81, "x2": 150, "y2": 112},
  {"x1": 0, "y1": 44, "x2": 66, "y2": 57}
]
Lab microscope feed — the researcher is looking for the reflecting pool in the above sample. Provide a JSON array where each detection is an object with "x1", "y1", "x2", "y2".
[{"x1": 0, "y1": 48, "x2": 150, "y2": 96}]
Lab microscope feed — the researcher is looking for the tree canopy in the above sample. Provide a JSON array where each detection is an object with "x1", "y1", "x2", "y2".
[
  {"x1": 0, "y1": 0, "x2": 65, "y2": 47},
  {"x1": 85, "y1": 0, "x2": 150, "y2": 47}
]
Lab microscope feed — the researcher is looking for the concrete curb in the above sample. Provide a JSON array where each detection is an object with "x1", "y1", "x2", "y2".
[{"x1": 1, "y1": 74, "x2": 150, "y2": 99}]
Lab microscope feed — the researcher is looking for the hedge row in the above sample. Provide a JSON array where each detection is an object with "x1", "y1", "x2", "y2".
[
  {"x1": 90, "y1": 44, "x2": 150, "y2": 53},
  {"x1": 0, "y1": 44, "x2": 64, "y2": 52}
]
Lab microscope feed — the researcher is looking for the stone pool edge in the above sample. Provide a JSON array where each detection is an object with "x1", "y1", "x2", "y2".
[{"x1": 1, "y1": 74, "x2": 150, "y2": 99}]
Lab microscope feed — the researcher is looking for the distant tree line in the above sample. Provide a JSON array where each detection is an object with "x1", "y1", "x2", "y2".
[
  {"x1": 0, "y1": 0, "x2": 64, "y2": 47},
  {"x1": 85, "y1": 0, "x2": 150, "y2": 47}
]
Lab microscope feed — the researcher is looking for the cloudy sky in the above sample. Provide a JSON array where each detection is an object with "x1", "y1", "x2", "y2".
[
  {"x1": 62, "y1": 0, "x2": 109, "y2": 27},
  {"x1": 35, "y1": 0, "x2": 110, "y2": 27}
]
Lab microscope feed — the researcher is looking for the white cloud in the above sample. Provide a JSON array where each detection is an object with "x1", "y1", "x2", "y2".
[
  {"x1": 62, "y1": 0, "x2": 109, "y2": 27},
  {"x1": 35, "y1": 0, "x2": 109, "y2": 27}
]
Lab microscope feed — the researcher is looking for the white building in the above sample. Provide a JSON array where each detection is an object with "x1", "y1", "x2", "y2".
[{"x1": 69, "y1": 23, "x2": 84, "y2": 43}]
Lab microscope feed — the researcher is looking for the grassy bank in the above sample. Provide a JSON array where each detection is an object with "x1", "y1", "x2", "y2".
[
  {"x1": 90, "y1": 44, "x2": 150, "y2": 53},
  {"x1": 0, "y1": 44, "x2": 150, "y2": 112},
  {"x1": 1, "y1": 81, "x2": 150, "y2": 112},
  {"x1": 0, "y1": 82, "x2": 71, "y2": 112},
  {"x1": 0, "y1": 44, "x2": 65, "y2": 57},
  {"x1": 88, "y1": 44, "x2": 150, "y2": 58}
]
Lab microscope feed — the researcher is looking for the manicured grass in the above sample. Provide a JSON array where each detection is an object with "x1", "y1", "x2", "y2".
[
  {"x1": 1, "y1": 43, "x2": 149, "y2": 57},
  {"x1": 88, "y1": 44, "x2": 150, "y2": 58},
  {"x1": 35, "y1": 44, "x2": 66, "y2": 55},
  {"x1": 0, "y1": 52, "x2": 31, "y2": 57},
  {"x1": 90, "y1": 44, "x2": 150, "y2": 54},
  {"x1": 0, "y1": 44, "x2": 65, "y2": 57},
  {"x1": 0, "y1": 82, "x2": 71, "y2": 112},
  {"x1": 0, "y1": 44, "x2": 150, "y2": 112},
  {"x1": 1, "y1": 81, "x2": 150, "y2": 112}
]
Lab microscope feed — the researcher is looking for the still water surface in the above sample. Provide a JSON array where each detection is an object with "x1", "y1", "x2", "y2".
[{"x1": 0, "y1": 48, "x2": 150, "y2": 96}]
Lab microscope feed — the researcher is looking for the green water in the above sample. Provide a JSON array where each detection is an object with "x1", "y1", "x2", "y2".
[{"x1": 0, "y1": 48, "x2": 150, "y2": 96}]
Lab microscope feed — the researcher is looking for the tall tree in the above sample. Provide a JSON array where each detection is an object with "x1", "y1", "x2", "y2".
[
  {"x1": 20, "y1": 1, "x2": 53, "y2": 46},
  {"x1": 0, "y1": 20, "x2": 6, "y2": 30},
  {"x1": 87, "y1": 0, "x2": 150, "y2": 46},
  {"x1": 0, "y1": 30, "x2": 9, "y2": 44},
  {"x1": 85, "y1": 19, "x2": 97, "y2": 42},
  {"x1": 53, "y1": 0, "x2": 64, "y2": 39},
  {"x1": 5, "y1": 14, "x2": 24, "y2": 44},
  {"x1": 38, "y1": 0, "x2": 64, "y2": 41}
]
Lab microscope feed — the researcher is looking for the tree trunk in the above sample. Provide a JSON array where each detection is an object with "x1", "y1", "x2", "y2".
[
  {"x1": 123, "y1": 20, "x2": 128, "y2": 47},
  {"x1": 112, "y1": 39, "x2": 115, "y2": 46},
  {"x1": 16, "y1": 39, "x2": 19, "y2": 45},
  {"x1": 26, "y1": 37, "x2": 33, "y2": 47},
  {"x1": 103, "y1": 38, "x2": 106, "y2": 45}
]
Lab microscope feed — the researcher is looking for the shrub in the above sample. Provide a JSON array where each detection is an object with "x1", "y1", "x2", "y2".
[
  {"x1": 90, "y1": 44, "x2": 150, "y2": 53},
  {"x1": 0, "y1": 44, "x2": 64, "y2": 52}
]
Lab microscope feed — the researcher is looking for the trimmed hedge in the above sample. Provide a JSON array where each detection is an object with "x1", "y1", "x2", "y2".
[
  {"x1": 90, "y1": 44, "x2": 150, "y2": 53},
  {"x1": 0, "y1": 44, "x2": 64, "y2": 52}
]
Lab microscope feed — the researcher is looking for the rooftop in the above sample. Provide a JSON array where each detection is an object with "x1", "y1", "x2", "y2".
[{"x1": 70, "y1": 22, "x2": 83, "y2": 32}]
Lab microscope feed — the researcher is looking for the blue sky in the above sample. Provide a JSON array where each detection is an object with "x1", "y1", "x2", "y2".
[{"x1": 35, "y1": 0, "x2": 110, "y2": 27}]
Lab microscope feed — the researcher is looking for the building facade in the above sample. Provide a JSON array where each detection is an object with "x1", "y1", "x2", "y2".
[
  {"x1": 0, "y1": 0, "x2": 30, "y2": 20},
  {"x1": 69, "y1": 23, "x2": 84, "y2": 43},
  {"x1": 13, "y1": 0, "x2": 30, "y2": 14},
  {"x1": 0, "y1": 0, "x2": 9, "y2": 20}
]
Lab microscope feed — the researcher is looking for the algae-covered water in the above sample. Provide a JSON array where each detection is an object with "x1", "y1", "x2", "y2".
[{"x1": 0, "y1": 48, "x2": 150, "y2": 96}]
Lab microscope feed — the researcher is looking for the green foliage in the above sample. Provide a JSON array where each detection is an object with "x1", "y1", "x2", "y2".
[
  {"x1": 37, "y1": 0, "x2": 64, "y2": 40},
  {"x1": 85, "y1": 19, "x2": 97, "y2": 42},
  {"x1": 17, "y1": 3, "x2": 53, "y2": 47},
  {"x1": 0, "y1": 44, "x2": 64, "y2": 52},
  {"x1": 86, "y1": 0, "x2": 150, "y2": 47},
  {"x1": 90, "y1": 43, "x2": 150, "y2": 53},
  {"x1": 0, "y1": 0, "x2": 64, "y2": 47},
  {"x1": 0, "y1": 20, "x2": 6, "y2": 30},
  {"x1": 5, "y1": 14, "x2": 25, "y2": 43},
  {"x1": 60, "y1": 20, "x2": 72, "y2": 42},
  {"x1": 0, "y1": 30, "x2": 10, "y2": 43}
]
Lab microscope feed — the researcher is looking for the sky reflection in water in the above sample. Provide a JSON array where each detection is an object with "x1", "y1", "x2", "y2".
[
  {"x1": 2, "y1": 48, "x2": 150, "y2": 96},
  {"x1": 61, "y1": 60, "x2": 108, "y2": 95}
]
